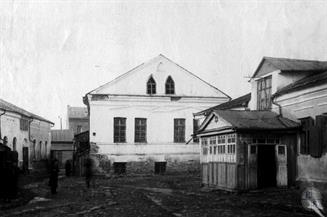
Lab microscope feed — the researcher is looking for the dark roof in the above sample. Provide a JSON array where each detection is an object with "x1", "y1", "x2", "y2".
[
  {"x1": 51, "y1": 130, "x2": 74, "y2": 142},
  {"x1": 195, "y1": 93, "x2": 251, "y2": 116},
  {"x1": 0, "y1": 98, "x2": 54, "y2": 124},
  {"x1": 199, "y1": 110, "x2": 300, "y2": 132},
  {"x1": 252, "y1": 57, "x2": 327, "y2": 78},
  {"x1": 274, "y1": 71, "x2": 327, "y2": 97},
  {"x1": 67, "y1": 106, "x2": 88, "y2": 119}
]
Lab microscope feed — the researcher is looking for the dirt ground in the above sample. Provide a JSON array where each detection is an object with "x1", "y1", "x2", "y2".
[{"x1": 0, "y1": 173, "x2": 323, "y2": 217}]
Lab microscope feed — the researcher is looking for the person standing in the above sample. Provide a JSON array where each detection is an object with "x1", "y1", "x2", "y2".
[
  {"x1": 49, "y1": 158, "x2": 59, "y2": 194},
  {"x1": 84, "y1": 157, "x2": 93, "y2": 188}
]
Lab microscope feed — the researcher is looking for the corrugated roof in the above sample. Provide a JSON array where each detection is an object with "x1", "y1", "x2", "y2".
[
  {"x1": 212, "y1": 110, "x2": 299, "y2": 130},
  {"x1": 252, "y1": 57, "x2": 327, "y2": 78},
  {"x1": 67, "y1": 106, "x2": 88, "y2": 119},
  {"x1": 275, "y1": 71, "x2": 327, "y2": 97},
  {"x1": 195, "y1": 93, "x2": 251, "y2": 116},
  {"x1": 51, "y1": 129, "x2": 74, "y2": 142},
  {"x1": 0, "y1": 98, "x2": 54, "y2": 124}
]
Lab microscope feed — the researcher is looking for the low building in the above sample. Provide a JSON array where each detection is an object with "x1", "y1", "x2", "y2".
[
  {"x1": 67, "y1": 106, "x2": 89, "y2": 135},
  {"x1": 51, "y1": 129, "x2": 74, "y2": 168},
  {"x1": 197, "y1": 110, "x2": 299, "y2": 191},
  {"x1": 0, "y1": 98, "x2": 53, "y2": 171}
]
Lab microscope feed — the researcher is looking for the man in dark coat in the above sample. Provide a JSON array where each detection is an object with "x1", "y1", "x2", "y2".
[
  {"x1": 84, "y1": 157, "x2": 93, "y2": 188},
  {"x1": 49, "y1": 158, "x2": 59, "y2": 194}
]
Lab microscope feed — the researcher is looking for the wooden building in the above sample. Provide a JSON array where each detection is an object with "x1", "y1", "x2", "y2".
[
  {"x1": 197, "y1": 110, "x2": 299, "y2": 191},
  {"x1": 51, "y1": 129, "x2": 74, "y2": 168}
]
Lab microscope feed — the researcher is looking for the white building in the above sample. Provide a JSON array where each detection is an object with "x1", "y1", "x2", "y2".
[
  {"x1": 84, "y1": 54, "x2": 230, "y2": 174},
  {"x1": 0, "y1": 98, "x2": 53, "y2": 171}
]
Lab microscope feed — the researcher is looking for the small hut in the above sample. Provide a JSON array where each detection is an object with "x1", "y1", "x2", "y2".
[{"x1": 197, "y1": 110, "x2": 300, "y2": 191}]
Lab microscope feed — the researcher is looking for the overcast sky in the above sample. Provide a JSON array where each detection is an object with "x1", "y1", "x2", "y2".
[{"x1": 1, "y1": 0, "x2": 327, "y2": 129}]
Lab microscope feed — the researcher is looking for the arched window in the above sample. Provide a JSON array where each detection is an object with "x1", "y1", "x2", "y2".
[
  {"x1": 13, "y1": 137, "x2": 17, "y2": 151},
  {"x1": 44, "y1": 141, "x2": 48, "y2": 159},
  {"x1": 147, "y1": 76, "x2": 156, "y2": 94},
  {"x1": 165, "y1": 76, "x2": 175, "y2": 94}
]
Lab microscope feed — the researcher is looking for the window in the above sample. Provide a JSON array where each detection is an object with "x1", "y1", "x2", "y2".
[
  {"x1": 147, "y1": 76, "x2": 156, "y2": 94},
  {"x1": 77, "y1": 125, "x2": 82, "y2": 133},
  {"x1": 114, "y1": 117, "x2": 126, "y2": 143},
  {"x1": 135, "y1": 118, "x2": 147, "y2": 143},
  {"x1": 165, "y1": 76, "x2": 175, "y2": 94},
  {"x1": 32, "y1": 140, "x2": 36, "y2": 160},
  {"x1": 278, "y1": 145, "x2": 285, "y2": 155},
  {"x1": 193, "y1": 119, "x2": 199, "y2": 143},
  {"x1": 257, "y1": 76, "x2": 272, "y2": 110},
  {"x1": 20, "y1": 118, "x2": 29, "y2": 131},
  {"x1": 174, "y1": 118, "x2": 185, "y2": 143},
  {"x1": 39, "y1": 141, "x2": 42, "y2": 160},
  {"x1": 13, "y1": 137, "x2": 17, "y2": 151}
]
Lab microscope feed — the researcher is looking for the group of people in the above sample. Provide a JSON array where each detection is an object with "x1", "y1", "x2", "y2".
[
  {"x1": 0, "y1": 138, "x2": 20, "y2": 202},
  {"x1": 48, "y1": 157, "x2": 94, "y2": 194}
]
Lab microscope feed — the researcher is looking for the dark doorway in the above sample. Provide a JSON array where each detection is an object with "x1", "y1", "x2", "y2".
[
  {"x1": 154, "y1": 162, "x2": 166, "y2": 174},
  {"x1": 23, "y1": 147, "x2": 29, "y2": 174},
  {"x1": 257, "y1": 145, "x2": 276, "y2": 188}
]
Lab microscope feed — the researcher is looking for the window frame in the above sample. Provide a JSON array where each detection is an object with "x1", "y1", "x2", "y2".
[
  {"x1": 134, "y1": 118, "x2": 147, "y2": 143},
  {"x1": 113, "y1": 117, "x2": 127, "y2": 143},
  {"x1": 165, "y1": 76, "x2": 175, "y2": 94},
  {"x1": 147, "y1": 76, "x2": 156, "y2": 95},
  {"x1": 257, "y1": 75, "x2": 272, "y2": 110},
  {"x1": 174, "y1": 118, "x2": 185, "y2": 143}
]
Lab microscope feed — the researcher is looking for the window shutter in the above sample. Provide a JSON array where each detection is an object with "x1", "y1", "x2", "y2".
[
  {"x1": 316, "y1": 115, "x2": 327, "y2": 153},
  {"x1": 300, "y1": 117, "x2": 314, "y2": 154},
  {"x1": 309, "y1": 126, "x2": 322, "y2": 158}
]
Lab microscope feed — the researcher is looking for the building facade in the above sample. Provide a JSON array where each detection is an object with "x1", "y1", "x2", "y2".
[
  {"x1": 0, "y1": 98, "x2": 53, "y2": 171},
  {"x1": 67, "y1": 105, "x2": 89, "y2": 135},
  {"x1": 51, "y1": 129, "x2": 74, "y2": 168},
  {"x1": 248, "y1": 57, "x2": 327, "y2": 188},
  {"x1": 197, "y1": 110, "x2": 299, "y2": 191},
  {"x1": 84, "y1": 54, "x2": 230, "y2": 174}
]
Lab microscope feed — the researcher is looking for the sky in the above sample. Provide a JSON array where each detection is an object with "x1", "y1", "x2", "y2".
[{"x1": 1, "y1": 0, "x2": 327, "y2": 129}]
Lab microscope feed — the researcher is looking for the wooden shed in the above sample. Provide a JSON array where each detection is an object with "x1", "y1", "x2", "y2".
[{"x1": 197, "y1": 110, "x2": 300, "y2": 191}]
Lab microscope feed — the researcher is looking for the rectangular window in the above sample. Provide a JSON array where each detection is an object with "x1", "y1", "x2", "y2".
[
  {"x1": 114, "y1": 117, "x2": 126, "y2": 143},
  {"x1": 20, "y1": 118, "x2": 29, "y2": 131},
  {"x1": 174, "y1": 118, "x2": 185, "y2": 143},
  {"x1": 135, "y1": 118, "x2": 147, "y2": 143},
  {"x1": 257, "y1": 76, "x2": 272, "y2": 110},
  {"x1": 193, "y1": 119, "x2": 199, "y2": 143}
]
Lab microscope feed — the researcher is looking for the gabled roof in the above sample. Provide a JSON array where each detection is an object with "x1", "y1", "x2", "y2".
[
  {"x1": 51, "y1": 129, "x2": 74, "y2": 142},
  {"x1": 0, "y1": 98, "x2": 54, "y2": 124},
  {"x1": 85, "y1": 54, "x2": 230, "y2": 99},
  {"x1": 195, "y1": 93, "x2": 251, "y2": 116},
  {"x1": 252, "y1": 57, "x2": 327, "y2": 78},
  {"x1": 274, "y1": 71, "x2": 327, "y2": 97},
  {"x1": 198, "y1": 110, "x2": 299, "y2": 133},
  {"x1": 67, "y1": 106, "x2": 88, "y2": 119}
]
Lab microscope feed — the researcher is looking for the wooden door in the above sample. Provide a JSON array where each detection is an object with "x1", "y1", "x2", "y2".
[
  {"x1": 247, "y1": 145, "x2": 257, "y2": 189},
  {"x1": 276, "y1": 145, "x2": 287, "y2": 187}
]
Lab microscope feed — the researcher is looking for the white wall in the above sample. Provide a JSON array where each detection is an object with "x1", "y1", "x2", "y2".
[
  {"x1": 276, "y1": 83, "x2": 327, "y2": 182},
  {"x1": 0, "y1": 112, "x2": 29, "y2": 165}
]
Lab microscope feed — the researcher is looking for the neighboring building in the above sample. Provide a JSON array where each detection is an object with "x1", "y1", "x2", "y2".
[
  {"x1": 51, "y1": 129, "x2": 74, "y2": 168},
  {"x1": 73, "y1": 131, "x2": 90, "y2": 176},
  {"x1": 248, "y1": 57, "x2": 327, "y2": 187},
  {"x1": 197, "y1": 110, "x2": 299, "y2": 191},
  {"x1": 197, "y1": 56, "x2": 327, "y2": 190},
  {"x1": 0, "y1": 98, "x2": 54, "y2": 170},
  {"x1": 83, "y1": 54, "x2": 230, "y2": 174},
  {"x1": 67, "y1": 105, "x2": 89, "y2": 135}
]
